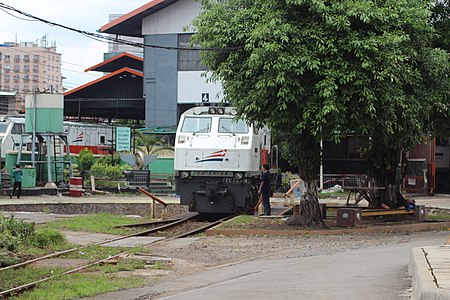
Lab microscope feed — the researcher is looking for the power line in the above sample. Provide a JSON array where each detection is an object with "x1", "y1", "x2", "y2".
[
  {"x1": 0, "y1": 2, "x2": 240, "y2": 52},
  {"x1": 0, "y1": 7, "x2": 36, "y2": 21}
]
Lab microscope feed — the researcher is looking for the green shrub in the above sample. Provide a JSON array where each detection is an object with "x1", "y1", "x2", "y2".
[
  {"x1": 0, "y1": 215, "x2": 35, "y2": 252},
  {"x1": 31, "y1": 228, "x2": 66, "y2": 249},
  {"x1": 78, "y1": 148, "x2": 95, "y2": 172}
]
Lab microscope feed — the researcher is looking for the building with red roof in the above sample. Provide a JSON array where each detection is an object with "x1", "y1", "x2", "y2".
[
  {"x1": 64, "y1": 53, "x2": 145, "y2": 121},
  {"x1": 100, "y1": 0, "x2": 223, "y2": 128}
]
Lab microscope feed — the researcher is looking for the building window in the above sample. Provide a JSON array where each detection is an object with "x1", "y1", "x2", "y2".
[
  {"x1": 13, "y1": 75, "x2": 19, "y2": 82},
  {"x1": 4, "y1": 55, "x2": 10, "y2": 62},
  {"x1": 4, "y1": 65, "x2": 10, "y2": 73},
  {"x1": 32, "y1": 75, "x2": 38, "y2": 82},
  {"x1": 14, "y1": 84, "x2": 19, "y2": 91},
  {"x1": 13, "y1": 65, "x2": 19, "y2": 72},
  {"x1": 23, "y1": 65, "x2": 30, "y2": 72},
  {"x1": 4, "y1": 75, "x2": 10, "y2": 82},
  {"x1": 178, "y1": 34, "x2": 207, "y2": 71},
  {"x1": 23, "y1": 74, "x2": 29, "y2": 82},
  {"x1": 33, "y1": 65, "x2": 39, "y2": 72},
  {"x1": 0, "y1": 52, "x2": 2, "y2": 61},
  {"x1": 14, "y1": 54, "x2": 20, "y2": 62},
  {"x1": 23, "y1": 85, "x2": 29, "y2": 92},
  {"x1": 23, "y1": 54, "x2": 29, "y2": 62},
  {"x1": 33, "y1": 54, "x2": 39, "y2": 62}
]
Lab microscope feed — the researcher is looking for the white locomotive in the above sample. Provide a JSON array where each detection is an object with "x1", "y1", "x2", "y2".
[
  {"x1": 0, "y1": 116, "x2": 115, "y2": 160},
  {"x1": 174, "y1": 106, "x2": 275, "y2": 213}
]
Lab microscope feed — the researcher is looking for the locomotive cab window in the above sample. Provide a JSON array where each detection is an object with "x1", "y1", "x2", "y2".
[
  {"x1": 218, "y1": 118, "x2": 248, "y2": 134},
  {"x1": 100, "y1": 135, "x2": 105, "y2": 144},
  {"x1": 11, "y1": 123, "x2": 23, "y2": 134},
  {"x1": 181, "y1": 117, "x2": 211, "y2": 133}
]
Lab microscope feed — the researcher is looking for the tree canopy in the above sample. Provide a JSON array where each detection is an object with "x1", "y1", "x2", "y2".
[{"x1": 192, "y1": 0, "x2": 450, "y2": 186}]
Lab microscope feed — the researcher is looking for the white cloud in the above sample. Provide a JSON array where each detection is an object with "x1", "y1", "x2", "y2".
[{"x1": 0, "y1": 0, "x2": 148, "y2": 89}]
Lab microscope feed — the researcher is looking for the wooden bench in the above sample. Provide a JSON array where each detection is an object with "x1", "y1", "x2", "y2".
[
  {"x1": 331, "y1": 205, "x2": 424, "y2": 227},
  {"x1": 360, "y1": 209, "x2": 415, "y2": 217}
]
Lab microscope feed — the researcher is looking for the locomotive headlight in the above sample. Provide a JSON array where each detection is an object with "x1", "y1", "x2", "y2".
[
  {"x1": 234, "y1": 172, "x2": 243, "y2": 179},
  {"x1": 217, "y1": 108, "x2": 225, "y2": 115},
  {"x1": 180, "y1": 171, "x2": 190, "y2": 179},
  {"x1": 241, "y1": 136, "x2": 249, "y2": 145},
  {"x1": 178, "y1": 135, "x2": 186, "y2": 143}
]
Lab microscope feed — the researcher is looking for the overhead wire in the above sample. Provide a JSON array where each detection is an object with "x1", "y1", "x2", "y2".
[{"x1": 0, "y1": 2, "x2": 240, "y2": 52}]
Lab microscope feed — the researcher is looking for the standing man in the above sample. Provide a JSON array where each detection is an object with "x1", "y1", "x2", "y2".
[
  {"x1": 10, "y1": 164, "x2": 23, "y2": 199},
  {"x1": 258, "y1": 163, "x2": 271, "y2": 216}
]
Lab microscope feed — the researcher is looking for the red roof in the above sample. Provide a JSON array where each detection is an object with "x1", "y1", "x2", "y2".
[
  {"x1": 85, "y1": 52, "x2": 143, "y2": 73},
  {"x1": 64, "y1": 67, "x2": 143, "y2": 96},
  {"x1": 100, "y1": 0, "x2": 181, "y2": 37}
]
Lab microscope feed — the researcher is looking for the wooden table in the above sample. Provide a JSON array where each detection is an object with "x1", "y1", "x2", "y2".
[{"x1": 343, "y1": 186, "x2": 386, "y2": 207}]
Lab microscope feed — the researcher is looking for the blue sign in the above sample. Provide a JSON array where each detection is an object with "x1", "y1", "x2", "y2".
[{"x1": 116, "y1": 127, "x2": 131, "y2": 151}]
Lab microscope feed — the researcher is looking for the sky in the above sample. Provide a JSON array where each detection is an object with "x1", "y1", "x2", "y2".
[{"x1": 0, "y1": 0, "x2": 148, "y2": 92}]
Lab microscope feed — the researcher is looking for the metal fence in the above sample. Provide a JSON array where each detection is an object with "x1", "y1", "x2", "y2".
[
  {"x1": 321, "y1": 174, "x2": 368, "y2": 190},
  {"x1": 123, "y1": 170, "x2": 151, "y2": 188}
]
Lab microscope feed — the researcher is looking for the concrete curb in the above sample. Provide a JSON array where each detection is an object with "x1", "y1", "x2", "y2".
[{"x1": 409, "y1": 247, "x2": 450, "y2": 300}]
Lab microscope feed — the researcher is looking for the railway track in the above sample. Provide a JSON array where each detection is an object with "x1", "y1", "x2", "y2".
[{"x1": 0, "y1": 213, "x2": 233, "y2": 298}]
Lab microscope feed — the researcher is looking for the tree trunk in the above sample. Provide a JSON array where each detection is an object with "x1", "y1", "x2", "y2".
[{"x1": 286, "y1": 180, "x2": 325, "y2": 228}]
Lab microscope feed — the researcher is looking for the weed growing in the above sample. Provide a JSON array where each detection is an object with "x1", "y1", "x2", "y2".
[
  {"x1": 10, "y1": 273, "x2": 147, "y2": 300},
  {"x1": 40, "y1": 213, "x2": 147, "y2": 235}
]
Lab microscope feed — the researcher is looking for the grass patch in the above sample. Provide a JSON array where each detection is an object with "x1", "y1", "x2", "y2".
[
  {"x1": 425, "y1": 214, "x2": 450, "y2": 220},
  {"x1": 11, "y1": 272, "x2": 147, "y2": 300},
  {"x1": 61, "y1": 245, "x2": 151, "y2": 260},
  {"x1": 40, "y1": 213, "x2": 148, "y2": 235},
  {"x1": 217, "y1": 215, "x2": 258, "y2": 229},
  {"x1": 0, "y1": 267, "x2": 66, "y2": 292}
]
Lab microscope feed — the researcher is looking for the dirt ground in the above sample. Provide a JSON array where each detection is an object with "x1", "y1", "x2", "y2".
[
  {"x1": 147, "y1": 229, "x2": 447, "y2": 278},
  {"x1": 140, "y1": 205, "x2": 450, "y2": 277}
]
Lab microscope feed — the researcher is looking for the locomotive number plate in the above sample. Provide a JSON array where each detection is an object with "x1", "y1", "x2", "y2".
[{"x1": 223, "y1": 178, "x2": 249, "y2": 183}]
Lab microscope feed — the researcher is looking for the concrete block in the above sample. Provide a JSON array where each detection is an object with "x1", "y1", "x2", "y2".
[{"x1": 336, "y1": 208, "x2": 362, "y2": 227}]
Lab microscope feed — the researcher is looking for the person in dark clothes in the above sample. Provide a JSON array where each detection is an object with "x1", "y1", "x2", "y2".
[
  {"x1": 10, "y1": 164, "x2": 23, "y2": 199},
  {"x1": 381, "y1": 191, "x2": 416, "y2": 210},
  {"x1": 258, "y1": 164, "x2": 271, "y2": 216}
]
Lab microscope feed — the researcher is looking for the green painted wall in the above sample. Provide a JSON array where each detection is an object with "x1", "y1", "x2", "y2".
[
  {"x1": 150, "y1": 158, "x2": 174, "y2": 175},
  {"x1": 25, "y1": 108, "x2": 64, "y2": 133}
]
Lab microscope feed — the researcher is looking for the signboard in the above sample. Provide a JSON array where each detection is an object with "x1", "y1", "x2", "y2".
[
  {"x1": 116, "y1": 127, "x2": 131, "y2": 151},
  {"x1": 202, "y1": 93, "x2": 209, "y2": 102}
]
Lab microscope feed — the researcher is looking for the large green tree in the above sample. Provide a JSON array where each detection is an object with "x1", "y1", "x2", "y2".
[{"x1": 192, "y1": 0, "x2": 450, "y2": 225}]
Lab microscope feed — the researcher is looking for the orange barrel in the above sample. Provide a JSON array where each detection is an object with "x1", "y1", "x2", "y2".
[{"x1": 69, "y1": 177, "x2": 83, "y2": 197}]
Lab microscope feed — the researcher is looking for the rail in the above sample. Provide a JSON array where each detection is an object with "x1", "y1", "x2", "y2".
[{"x1": 0, "y1": 212, "x2": 202, "y2": 297}]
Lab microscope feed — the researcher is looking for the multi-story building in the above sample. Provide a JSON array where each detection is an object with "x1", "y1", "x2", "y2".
[
  {"x1": 0, "y1": 41, "x2": 63, "y2": 111},
  {"x1": 100, "y1": 0, "x2": 222, "y2": 128}
]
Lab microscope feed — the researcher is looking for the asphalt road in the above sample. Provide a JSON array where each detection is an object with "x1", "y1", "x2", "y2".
[{"x1": 138, "y1": 232, "x2": 448, "y2": 300}]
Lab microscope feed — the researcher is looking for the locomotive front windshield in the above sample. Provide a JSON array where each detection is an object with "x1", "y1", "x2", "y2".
[
  {"x1": 181, "y1": 117, "x2": 212, "y2": 133},
  {"x1": 0, "y1": 124, "x2": 8, "y2": 133},
  {"x1": 218, "y1": 118, "x2": 248, "y2": 134}
]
